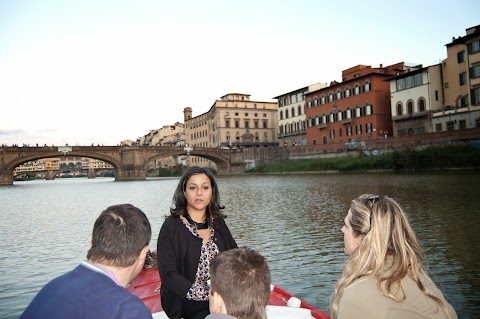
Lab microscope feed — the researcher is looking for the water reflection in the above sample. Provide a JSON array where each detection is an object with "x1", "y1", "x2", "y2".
[{"x1": 0, "y1": 173, "x2": 479, "y2": 318}]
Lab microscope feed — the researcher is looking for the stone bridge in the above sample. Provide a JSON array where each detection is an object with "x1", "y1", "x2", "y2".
[{"x1": 0, "y1": 145, "x2": 289, "y2": 185}]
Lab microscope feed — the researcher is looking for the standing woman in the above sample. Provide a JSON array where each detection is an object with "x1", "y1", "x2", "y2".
[
  {"x1": 330, "y1": 194, "x2": 457, "y2": 319},
  {"x1": 157, "y1": 166, "x2": 237, "y2": 319}
]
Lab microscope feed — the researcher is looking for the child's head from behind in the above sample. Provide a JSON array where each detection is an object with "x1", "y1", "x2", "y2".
[{"x1": 209, "y1": 247, "x2": 271, "y2": 319}]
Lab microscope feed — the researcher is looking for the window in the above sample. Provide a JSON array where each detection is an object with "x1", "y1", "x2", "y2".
[
  {"x1": 279, "y1": 111, "x2": 283, "y2": 120},
  {"x1": 345, "y1": 87, "x2": 351, "y2": 98},
  {"x1": 235, "y1": 120, "x2": 239, "y2": 128},
  {"x1": 418, "y1": 99, "x2": 426, "y2": 112},
  {"x1": 298, "y1": 105, "x2": 302, "y2": 115},
  {"x1": 329, "y1": 112, "x2": 335, "y2": 123},
  {"x1": 291, "y1": 94, "x2": 297, "y2": 104},
  {"x1": 321, "y1": 95, "x2": 326, "y2": 104},
  {"x1": 315, "y1": 115, "x2": 319, "y2": 125},
  {"x1": 226, "y1": 132, "x2": 230, "y2": 140},
  {"x1": 322, "y1": 113, "x2": 327, "y2": 124},
  {"x1": 435, "y1": 90, "x2": 439, "y2": 101},
  {"x1": 339, "y1": 128, "x2": 343, "y2": 137},
  {"x1": 398, "y1": 130, "x2": 405, "y2": 137},
  {"x1": 346, "y1": 108, "x2": 352, "y2": 119},
  {"x1": 366, "y1": 123, "x2": 372, "y2": 133},
  {"x1": 307, "y1": 99, "x2": 312, "y2": 108},
  {"x1": 328, "y1": 93, "x2": 334, "y2": 102},
  {"x1": 225, "y1": 120, "x2": 230, "y2": 128},
  {"x1": 356, "y1": 125, "x2": 362, "y2": 134},
  {"x1": 471, "y1": 87, "x2": 480, "y2": 106},
  {"x1": 396, "y1": 73, "x2": 423, "y2": 91},
  {"x1": 460, "y1": 72, "x2": 467, "y2": 86},
  {"x1": 336, "y1": 90, "x2": 342, "y2": 100},
  {"x1": 291, "y1": 107, "x2": 295, "y2": 117},
  {"x1": 445, "y1": 82, "x2": 449, "y2": 88},
  {"x1": 355, "y1": 107, "x2": 362, "y2": 117},
  {"x1": 408, "y1": 128, "x2": 414, "y2": 136},
  {"x1": 330, "y1": 129, "x2": 335, "y2": 138},
  {"x1": 459, "y1": 120, "x2": 467, "y2": 130},
  {"x1": 263, "y1": 121, "x2": 267, "y2": 128},
  {"x1": 468, "y1": 40, "x2": 480, "y2": 54},
  {"x1": 314, "y1": 97, "x2": 318, "y2": 106},
  {"x1": 470, "y1": 65, "x2": 480, "y2": 79},
  {"x1": 407, "y1": 101, "x2": 413, "y2": 115},
  {"x1": 263, "y1": 132, "x2": 268, "y2": 142},
  {"x1": 254, "y1": 121, "x2": 259, "y2": 128},
  {"x1": 346, "y1": 126, "x2": 352, "y2": 136},
  {"x1": 435, "y1": 123, "x2": 442, "y2": 132},
  {"x1": 447, "y1": 121, "x2": 454, "y2": 131},
  {"x1": 337, "y1": 110, "x2": 343, "y2": 121},
  {"x1": 365, "y1": 104, "x2": 372, "y2": 115},
  {"x1": 354, "y1": 85, "x2": 360, "y2": 95},
  {"x1": 461, "y1": 95, "x2": 468, "y2": 107},
  {"x1": 244, "y1": 120, "x2": 249, "y2": 128},
  {"x1": 458, "y1": 51, "x2": 466, "y2": 63},
  {"x1": 285, "y1": 109, "x2": 289, "y2": 118},
  {"x1": 363, "y1": 82, "x2": 371, "y2": 92}
]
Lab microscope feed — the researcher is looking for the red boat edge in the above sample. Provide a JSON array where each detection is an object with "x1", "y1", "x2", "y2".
[{"x1": 127, "y1": 253, "x2": 330, "y2": 319}]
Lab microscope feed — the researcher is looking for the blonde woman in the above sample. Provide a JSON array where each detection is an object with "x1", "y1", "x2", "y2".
[{"x1": 330, "y1": 194, "x2": 457, "y2": 319}]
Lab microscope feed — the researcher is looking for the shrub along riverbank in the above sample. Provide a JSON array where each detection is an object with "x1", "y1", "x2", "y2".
[{"x1": 246, "y1": 144, "x2": 480, "y2": 173}]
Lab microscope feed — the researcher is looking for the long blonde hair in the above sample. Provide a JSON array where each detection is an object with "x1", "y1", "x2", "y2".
[{"x1": 329, "y1": 194, "x2": 452, "y2": 319}]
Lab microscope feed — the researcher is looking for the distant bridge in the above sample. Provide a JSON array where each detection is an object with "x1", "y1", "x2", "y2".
[{"x1": 0, "y1": 145, "x2": 288, "y2": 185}]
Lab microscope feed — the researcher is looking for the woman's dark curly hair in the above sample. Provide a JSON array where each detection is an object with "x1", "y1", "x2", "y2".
[{"x1": 170, "y1": 166, "x2": 225, "y2": 219}]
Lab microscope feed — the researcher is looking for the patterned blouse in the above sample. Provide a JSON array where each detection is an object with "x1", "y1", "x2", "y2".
[{"x1": 181, "y1": 217, "x2": 219, "y2": 301}]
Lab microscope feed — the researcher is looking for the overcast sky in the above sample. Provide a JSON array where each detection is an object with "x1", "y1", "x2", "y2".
[{"x1": 1, "y1": 0, "x2": 478, "y2": 146}]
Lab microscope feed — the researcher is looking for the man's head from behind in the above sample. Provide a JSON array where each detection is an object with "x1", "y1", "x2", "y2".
[
  {"x1": 209, "y1": 247, "x2": 271, "y2": 319},
  {"x1": 87, "y1": 204, "x2": 151, "y2": 268}
]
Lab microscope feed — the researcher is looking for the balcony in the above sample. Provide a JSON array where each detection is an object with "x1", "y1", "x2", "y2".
[
  {"x1": 318, "y1": 123, "x2": 328, "y2": 129},
  {"x1": 341, "y1": 118, "x2": 354, "y2": 124}
]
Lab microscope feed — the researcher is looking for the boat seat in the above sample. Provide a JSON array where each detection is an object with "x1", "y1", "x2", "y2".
[
  {"x1": 266, "y1": 305, "x2": 314, "y2": 319},
  {"x1": 152, "y1": 305, "x2": 315, "y2": 319}
]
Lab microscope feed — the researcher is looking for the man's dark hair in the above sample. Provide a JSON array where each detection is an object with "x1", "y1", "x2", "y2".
[
  {"x1": 87, "y1": 204, "x2": 151, "y2": 267},
  {"x1": 210, "y1": 247, "x2": 271, "y2": 319}
]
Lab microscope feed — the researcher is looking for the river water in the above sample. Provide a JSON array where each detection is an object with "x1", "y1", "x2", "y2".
[{"x1": 0, "y1": 173, "x2": 479, "y2": 318}]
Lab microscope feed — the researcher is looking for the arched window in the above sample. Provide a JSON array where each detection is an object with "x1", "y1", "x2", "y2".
[
  {"x1": 407, "y1": 101, "x2": 413, "y2": 114},
  {"x1": 285, "y1": 109, "x2": 289, "y2": 118},
  {"x1": 226, "y1": 132, "x2": 230, "y2": 140},
  {"x1": 354, "y1": 84, "x2": 361, "y2": 95},
  {"x1": 397, "y1": 103, "x2": 403, "y2": 116},
  {"x1": 336, "y1": 90, "x2": 342, "y2": 100},
  {"x1": 346, "y1": 107, "x2": 352, "y2": 119},
  {"x1": 321, "y1": 95, "x2": 326, "y2": 104},
  {"x1": 345, "y1": 87, "x2": 351, "y2": 98},
  {"x1": 315, "y1": 115, "x2": 319, "y2": 125},
  {"x1": 328, "y1": 93, "x2": 334, "y2": 102},
  {"x1": 314, "y1": 97, "x2": 318, "y2": 106},
  {"x1": 322, "y1": 113, "x2": 327, "y2": 123},
  {"x1": 307, "y1": 99, "x2": 312, "y2": 108},
  {"x1": 291, "y1": 107, "x2": 295, "y2": 117},
  {"x1": 298, "y1": 105, "x2": 302, "y2": 116},
  {"x1": 337, "y1": 110, "x2": 343, "y2": 121},
  {"x1": 363, "y1": 81, "x2": 371, "y2": 92},
  {"x1": 329, "y1": 112, "x2": 335, "y2": 122},
  {"x1": 279, "y1": 110, "x2": 283, "y2": 120},
  {"x1": 418, "y1": 98, "x2": 426, "y2": 112}
]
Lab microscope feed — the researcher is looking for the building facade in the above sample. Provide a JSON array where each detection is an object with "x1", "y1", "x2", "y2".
[
  {"x1": 274, "y1": 83, "x2": 327, "y2": 146},
  {"x1": 434, "y1": 25, "x2": 480, "y2": 131},
  {"x1": 305, "y1": 63, "x2": 415, "y2": 145},
  {"x1": 184, "y1": 93, "x2": 278, "y2": 168},
  {"x1": 389, "y1": 64, "x2": 444, "y2": 136}
]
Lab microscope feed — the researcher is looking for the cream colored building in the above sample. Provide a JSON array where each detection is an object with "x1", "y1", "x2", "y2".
[
  {"x1": 389, "y1": 64, "x2": 444, "y2": 136},
  {"x1": 184, "y1": 93, "x2": 278, "y2": 169},
  {"x1": 274, "y1": 83, "x2": 327, "y2": 146}
]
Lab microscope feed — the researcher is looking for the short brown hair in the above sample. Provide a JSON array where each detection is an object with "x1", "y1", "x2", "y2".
[
  {"x1": 87, "y1": 204, "x2": 151, "y2": 267},
  {"x1": 210, "y1": 247, "x2": 271, "y2": 319}
]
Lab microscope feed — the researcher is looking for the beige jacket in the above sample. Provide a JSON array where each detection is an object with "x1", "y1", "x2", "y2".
[{"x1": 337, "y1": 274, "x2": 457, "y2": 319}]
